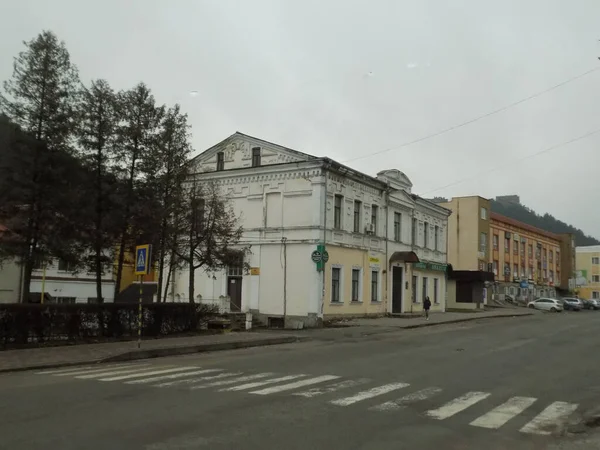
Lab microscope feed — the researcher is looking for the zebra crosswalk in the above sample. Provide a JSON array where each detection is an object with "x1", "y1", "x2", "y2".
[{"x1": 35, "y1": 363, "x2": 578, "y2": 436}]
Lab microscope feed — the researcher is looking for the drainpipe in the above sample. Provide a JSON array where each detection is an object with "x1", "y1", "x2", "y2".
[
  {"x1": 384, "y1": 183, "x2": 390, "y2": 313},
  {"x1": 282, "y1": 237, "x2": 288, "y2": 327},
  {"x1": 409, "y1": 208, "x2": 415, "y2": 315},
  {"x1": 320, "y1": 162, "x2": 329, "y2": 319}
]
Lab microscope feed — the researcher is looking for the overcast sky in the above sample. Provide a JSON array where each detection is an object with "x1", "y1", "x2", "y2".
[{"x1": 1, "y1": 0, "x2": 599, "y2": 237}]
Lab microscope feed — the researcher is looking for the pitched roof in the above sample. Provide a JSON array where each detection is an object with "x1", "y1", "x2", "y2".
[{"x1": 490, "y1": 212, "x2": 561, "y2": 241}]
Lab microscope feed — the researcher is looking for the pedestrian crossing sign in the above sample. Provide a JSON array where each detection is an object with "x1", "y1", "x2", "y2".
[{"x1": 135, "y1": 244, "x2": 151, "y2": 275}]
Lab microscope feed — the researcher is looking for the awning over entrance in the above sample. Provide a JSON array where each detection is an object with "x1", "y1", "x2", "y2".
[{"x1": 389, "y1": 251, "x2": 420, "y2": 264}]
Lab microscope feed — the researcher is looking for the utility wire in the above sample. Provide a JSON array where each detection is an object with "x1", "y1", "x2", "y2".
[
  {"x1": 341, "y1": 66, "x2": 600, "y2": 164},
  {"x1": 420, "y1": 127, "x2": 600, "y2": 196}
]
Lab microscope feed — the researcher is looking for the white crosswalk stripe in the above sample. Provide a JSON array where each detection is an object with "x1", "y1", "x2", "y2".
[
  {"x1": 190, "y1": 373, "x2": 275, "y2": 390},
  {"x1": 294, "y1": 378, "x2": 371, "y2": 398},
  {"x1": 36, "y1": 364, "x2": 134, "y2": 375},
  {"x1": 250, "y1": 375, "x2": 341, "y2": 395},
  {"x1": 154, "y1": 372, "x2": 242, "y2": 388},
  {"x1": 470, "y1": 396, "x2": 537, "y2": 429},
  {"x1": 55, "y1": 364, "x2": 150, "y2": 377},
  {"x1": 371, "y1": 387, "x2": 442, "y2": 412},
  {"x1": 520, "y1": 401, "x2": 578, "y2": 435},
  {"x1": 99, "y1": 367, "x2": 199, "y2": 382},
  {"x1": 75, "y1": 365, "x2": 161, "y2": 380},
  {"x1": 426, "y1": 391, "x2": 491, "y2": 420},
  {"x1": 126, "y1": 369, "x2": 222, "y2": 385},
  {"x1": 331, "y1": 382, "x2": 410, "y2": 406},
  {"x1": 221, "y1": 375, "x2": 306, "y2": 392}
]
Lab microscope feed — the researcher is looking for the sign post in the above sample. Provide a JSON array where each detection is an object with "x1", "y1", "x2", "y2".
[
  {"x1": 134, "y1": 244, "x2": 151, "y2": 349},
  {"x1": 311, "y1": 244, "x2": 329, "y2": 271}
]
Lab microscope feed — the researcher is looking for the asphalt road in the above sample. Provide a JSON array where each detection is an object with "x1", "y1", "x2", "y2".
[{"x1": 2, "y1": 311, "x2": 600, "y2": 450}]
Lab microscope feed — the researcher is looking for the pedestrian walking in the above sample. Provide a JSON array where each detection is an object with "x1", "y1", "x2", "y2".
[{"x1": 424, "y1": 296, "x2": 432, "y2": 320}]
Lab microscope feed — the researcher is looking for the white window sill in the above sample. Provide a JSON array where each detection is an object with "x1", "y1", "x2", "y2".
[
  {"x1": 329, "y1": 302, "x2": 345, "y2": 306},
  {"x1": 350, "y1": 301, "x2": 363, "y2": 304}
]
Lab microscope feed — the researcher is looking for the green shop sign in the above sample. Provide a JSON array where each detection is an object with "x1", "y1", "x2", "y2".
[{"x1": 413, "y1": 262, "x2": 448, "y2": 272}]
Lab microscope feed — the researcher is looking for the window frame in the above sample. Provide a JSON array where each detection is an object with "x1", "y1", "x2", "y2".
[
  {"x1": 351, "y1": 268, "x2": 361, "y2": 302},
  {"x1": 353, "y1": 200, "x2": 362, "y2": 233},
  {"x1": 216, "y1": 151, "x2": 224, "y2": 171},
  {"x1": 394, "y1": 212, "x2": 401, "y2": 242},
  {"x1": 331, "y1": 266, "x2": 342, "y2": 303},
  {"x1": 334, "y1": 195, "x2": 343, "y2": 230},
  {"x1": 370, "y1": 269, "x2": 380, "y2": 302},
  {"x1": 251, "y1": 147, "x2": 261, "y2": 167}
]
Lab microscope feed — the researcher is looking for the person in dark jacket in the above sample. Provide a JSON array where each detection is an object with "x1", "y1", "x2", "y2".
[{"x1": 423, "y1": 296, "x2": 432, "y2": 320}]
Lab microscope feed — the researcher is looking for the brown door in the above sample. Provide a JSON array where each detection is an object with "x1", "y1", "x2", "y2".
[
  {"x1": 392, "y1": 266, "x2": 403, "y2": 313},
  {"x1": 227, "y1": 277, "x2": 242, "y2": 311}
]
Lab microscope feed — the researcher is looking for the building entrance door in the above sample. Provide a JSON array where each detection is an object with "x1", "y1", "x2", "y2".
[
  {"x1": 227, "y1": 277, "x2": 242, "y2": 312},
  {"x1": 392, "y1": 266, "x2": 403, "y2": 313}
]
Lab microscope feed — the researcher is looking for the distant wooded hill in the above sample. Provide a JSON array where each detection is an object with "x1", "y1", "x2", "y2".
[
  {"x1": 490, "y1": 197, "x2": 600, "y2": 246},
  {"x1": 427, "y1": 195, "x2": 599, "y2": 246}
]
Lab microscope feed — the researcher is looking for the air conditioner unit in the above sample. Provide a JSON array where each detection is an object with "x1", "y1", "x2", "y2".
[{"x1": 365, "y1": 223, "x2": 375, "y2": 234}]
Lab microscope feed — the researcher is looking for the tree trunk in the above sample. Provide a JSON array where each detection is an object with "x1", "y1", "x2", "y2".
[
  {"x1": 163, "y1": 260, "x2": 172, "y2": 302},
  {"x1": 95, "y1": 149, "x2": 104, "y2": 303},
  {"x1": 114, "y1": 230, "x2": 127, "y2": 300},
  {"x1": 156, "y1": 216, "x2": 167, "y2": 302},
  {"x1": 188, "y1": 263, "x2": 195, "y2": 304}
]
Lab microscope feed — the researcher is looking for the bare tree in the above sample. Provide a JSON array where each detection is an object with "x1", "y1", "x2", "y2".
[{"x1": 172, "y1": 179, "x2": 248, "y2": 303}]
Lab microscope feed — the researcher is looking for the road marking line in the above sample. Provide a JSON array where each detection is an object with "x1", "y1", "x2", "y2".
[
  {"x1": 330, "y1": 382, "x2": 410, "y2": 406},
  {"x1": 126, "y1": 369, "x2": 222, "y2": 385},
  {"x1": 36, "y1": 364, "x2": 133, "y2": 375},
  {"x1": 470, "y1": 396, "x2": 537, "y2": 429},
  {"x1": 470, "y1": 397, "x2": 537, "y2": 429},
  {"x1": 371, "y1": 387, "x2": 442, "y2": 412},
  {"x1": 190, "y1": 373, "x2": 275, "y2": 390},
  {"x1": 520, "y1": 401, "x2": 578, "y2": 435},
  {"x1": 75, "y1": 365, "x2": 166, "y2": 379},
  {"x1": 426, "y1": 391, "x2": 491, "y2": 420},
  {"x1": 99, "y1": 367, "x2": 199, "y2": 381},
  {"x1": 221, "y1": 375, "x2": 306, "y2": 392},
  {"x1": 250, "y1": 375, "x2": 340, "y2": 395},
  {"x1": 294, "y1": 378, "x2": 371, "y2": 398},
  {"x1": 53, "y1": 364, "x2": 150, "y2": 377},
  {"x1": 155, "y1": 372, "x2": 243, "y2": 388}
]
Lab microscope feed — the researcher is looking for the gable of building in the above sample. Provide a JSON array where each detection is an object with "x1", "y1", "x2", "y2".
[{"x1": 190, "y1": 132, "x2": 317, "y2": 173}]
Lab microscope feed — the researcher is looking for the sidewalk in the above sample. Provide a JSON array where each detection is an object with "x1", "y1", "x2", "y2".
[
  {"x1": 0, "y1": 332, "x2": 306, "y2": 374},
  {"x1": 0, "y1": 308, "x2": 534, "y2": 373}
]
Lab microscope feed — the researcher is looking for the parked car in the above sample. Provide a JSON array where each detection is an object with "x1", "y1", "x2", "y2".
[
  {"x1": 527, "y1": 298, "x2": 563, "y2": 312},
  {"x1": 561, "y1": 298, "x2": 583, "y2": 311},
  {"x1": 582, "y1": 299, "x2": 600, "y2": 310}
]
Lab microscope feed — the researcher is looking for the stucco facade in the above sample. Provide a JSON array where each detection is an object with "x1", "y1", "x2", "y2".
[
  {"x1": 167, "y1": 132, "x2": 451, "y2": 327},
  {"x1": 575, "y1": 245, "x2": 600, "y2": 300}
]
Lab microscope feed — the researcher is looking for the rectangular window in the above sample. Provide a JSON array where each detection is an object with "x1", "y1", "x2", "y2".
[
  {"x1": 528, "y1": 266, "x2": 533, "y2": 278},
  {"x1": 513, "y1": 264, "x2": 518, "y2": 277},
  {"x1": 520, "y1": 266, "x2": 526, "y2": 277},
  {"x1": 424, "y1": 222, "x2": 429, "y2": 248},
  {"x1": 504, "y1": 262, "x2": 510, "y2": 278},
  {"x1": 422, "y1": 277, "x2": 428, "y2": 303},
  {"x1": 371, "y1": 270, "x2": 379, "y2": 302},
  {"x1": 371, "y1": 205, "x2": 378, "y2": 235},
  {"x1": 521, "y1": 241, "x2": 525, "y2": 256},
  {"x1": 528, "y1": 245, "x2": 533, "y2": 258},
  {"x1": 504, "y1": 235, "x2": 510, "y2": 253},
  {"x1": 412, "y1": 275, "x2": 418, "y2": 303},
  {"x1": 593, "y1": 257, "x2": 600, "y2": 265},
  {"x1": 334, "y1": 195, "x2": 342, "y2": 229},
  {"x1": 351, "y1": 269, "x2": 360, "y2": 301},
  {"x1": 493, "y1": 235, "x2": 499, "y2": 250},
  {"x1": 251, "y1": 147, "x2": 261, "y2": 167},
  {"x1": 492, "y1": 260, "x2": 498, "y2": 275},
  {"x1": 412, "y1": 218, "x2": 417, "y2": 245},
  {"x1": 594, "y1": 291, "x2": 600, "y2": 300},
  {"x1": 549, "y1": 250, "x2": 553, "y2": 262},
  {"x1": 549, "y1": 270, "x2": 554, "y2": 282},
  {"x1": 480, "y1": 232, "x2": 487, "y2": 253},
  {"x1": 480, "y1": 207, "x2": 487, "y2": 220},
  {"x1": 353, "y1": 201, "x2": 361, "y2": 233},
  {"x1": 434, "y1": 225, "x2": 439, "y2": 251},
  {"x1": 394, "y1": 212, "x2": 401, "y2": 242},
  {"x1": 58, "y1": 259, "x2": 74, "y2": 272},
  {"x1": 216, "y1": 151, "x2": 224, "y2": 171},
  {"x1": 331, "y1": 268, "x2": 341, "y2": 303},
  {"x1": 593, "y1": 275, "x2": 600, "y2": 283},
  {"x1": 543, "y1": 248, "x2": 547, "y2": 262},
  {"x1": 513, "y1": 242, "x2": 519, "y2": 255},
  {"x1": 433, "y1": 278, "x2": 439, "y2": 304}
]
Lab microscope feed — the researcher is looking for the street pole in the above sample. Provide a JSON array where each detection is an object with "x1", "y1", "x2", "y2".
[{"x1": 138, "y1": 274, "x2": 143, "y2": 349}]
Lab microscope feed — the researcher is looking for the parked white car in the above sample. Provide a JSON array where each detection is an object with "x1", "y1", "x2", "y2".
[{"x1": 527, "y1": 298, "x2": 563, "y2": 312}]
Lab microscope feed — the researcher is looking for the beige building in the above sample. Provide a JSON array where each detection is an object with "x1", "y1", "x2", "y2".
[{"x1": 575, "y1": 246, "x2": 600, "y2": 300}]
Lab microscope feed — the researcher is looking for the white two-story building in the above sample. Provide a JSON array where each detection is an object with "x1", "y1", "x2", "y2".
[{"x1": 168, "y1": 132, "x2": 451, "y2": 327}]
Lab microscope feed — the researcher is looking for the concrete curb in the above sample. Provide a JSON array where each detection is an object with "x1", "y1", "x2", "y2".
[
  {"x1": 100, "y1": 336, "x2": 309, "y2": 363},
  {"x1": 0, "y1": 335, "x2": 308, "y2": 374},
  {"x1": 400, "y1": 312, "x2": 534, "y2": 329}
]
